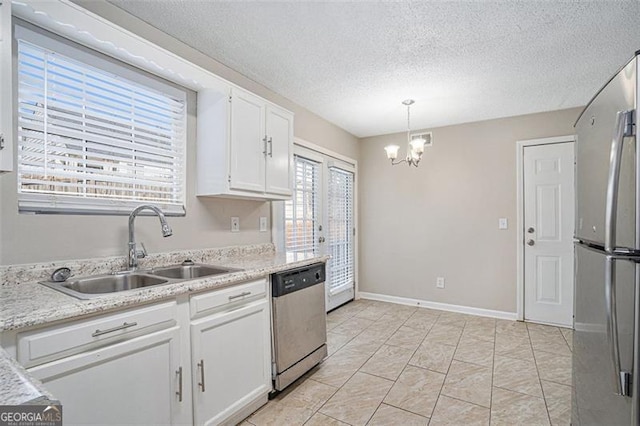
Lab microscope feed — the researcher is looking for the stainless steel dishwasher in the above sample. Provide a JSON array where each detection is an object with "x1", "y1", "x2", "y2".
[{"x1": 271, "y1": 263, "x2": 327, "y2": 391}]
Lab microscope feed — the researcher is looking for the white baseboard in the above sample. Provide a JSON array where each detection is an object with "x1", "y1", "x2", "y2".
[{"x1": 357, "y1": 292, "x2": 518, "y2": 321}]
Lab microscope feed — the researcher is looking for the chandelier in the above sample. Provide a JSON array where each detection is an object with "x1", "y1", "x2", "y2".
[{"x1": 384, "y1": 99, "x2": 427, "y2": 167}]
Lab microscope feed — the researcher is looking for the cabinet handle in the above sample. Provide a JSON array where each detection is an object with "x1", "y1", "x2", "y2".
[
  {"x1": 91, "y1": 321, "x2": 137, "y2": 337},
  {"x1": 268, "y1": 137, "x2": 273, "y2": 157},
  {"x1": 176, "y1": 367, "x2": 183, "y2": 402},
  {"x1": 262, "y1": 136, "x2": 268, "y2": 156},
  {"x1": 229, "y1": 291, "x2": 251, "y2": 300},
  {"x1": 197, "y1": 360, "x2": 206, "y2": 392}
]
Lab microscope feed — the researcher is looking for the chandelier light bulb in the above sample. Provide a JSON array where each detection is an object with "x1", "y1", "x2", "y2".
[{"x1": 384, "y1": 144, "x2": 400, "y2": 160}]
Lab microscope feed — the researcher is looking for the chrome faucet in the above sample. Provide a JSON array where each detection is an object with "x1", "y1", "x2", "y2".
[{"x1": 128, "y1": 205, "x2": 173, "y2": 270}]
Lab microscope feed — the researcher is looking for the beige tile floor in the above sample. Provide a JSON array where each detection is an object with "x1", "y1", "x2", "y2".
[{"x1": 242, "y1": 299, "x2": 573, "y2": 426}]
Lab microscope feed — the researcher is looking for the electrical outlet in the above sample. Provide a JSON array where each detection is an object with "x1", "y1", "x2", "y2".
[
  {"x1": 499, "y1": 218, "x2": 508, "y2": 230},
  {"x1": 231, "y1": 217, "x2": 240, "y2": 233},
  {"x1": 259, "y1": 217, "x2": 268, "y2": 232},
  {"x1": 436, "y1": 277, "x2": 445, "y2": 289}
]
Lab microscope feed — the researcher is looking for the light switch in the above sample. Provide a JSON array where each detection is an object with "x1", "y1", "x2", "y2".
[
  {"x1": 259, "y1": 217, "x2": 268, "y2": 232},
  {"x1": 499, "y1": 218, "x2": 508, "y2": 230}
]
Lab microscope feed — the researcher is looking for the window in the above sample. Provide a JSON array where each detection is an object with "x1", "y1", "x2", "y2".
[
  {"x1": 16, "y1": 25, "x2": 187, "y2": 215},
  {"x1": 327, "y1": 166, "x2": 355, "y2": 296},
  {"x1": 284, "y1": 155, "x2": 320, "y2": 256}
]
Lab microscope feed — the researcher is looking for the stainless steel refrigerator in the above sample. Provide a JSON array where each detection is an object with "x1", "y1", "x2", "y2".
[{"x1": 574, "y1": 53, "x2": 639, "y2": 425}]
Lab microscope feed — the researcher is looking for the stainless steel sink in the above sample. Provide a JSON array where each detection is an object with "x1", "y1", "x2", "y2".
[
  {"x1": 42, "y1": 273, "x2": 171, "y2": 299},
  {"x1": 149, "y1": 264, "x2": 236, "y2": 280},
  {"x1": 41, "y1": 262, "x2": 242, "y2": 299}
]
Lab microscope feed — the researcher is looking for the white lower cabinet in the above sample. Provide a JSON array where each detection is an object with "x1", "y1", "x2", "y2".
[
  {"x1": 28, "y1": 326, "x2": 188, "y2": 426},
  {"x1": 191, "y1": 298, "x2": 271, "y2": 425},
  {"x1": 11, "y1": 279, "x2": 272, "y2": 426}
]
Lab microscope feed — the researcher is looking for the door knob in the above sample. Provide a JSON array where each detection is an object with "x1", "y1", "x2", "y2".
[
  {"x1": 527, "y1": 239, "x2": 535, "y2": 246},
  {"x1": 527, "y1": 227, "x2": 535, "y2": 234}
]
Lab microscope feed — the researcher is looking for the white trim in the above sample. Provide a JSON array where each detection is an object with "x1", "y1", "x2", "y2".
[
  {"x1": 294, "y1": 137, "x2": 357, "y2": 167},
  {"x1": 515, "y1": 134, "x2": 576, "y2": 322},
  {"x1": 358, "y1": 292, "x2": 518, "y2": 321},
  {"x1": 12, "y1": 0, "x2": 229, "y2": 93}
]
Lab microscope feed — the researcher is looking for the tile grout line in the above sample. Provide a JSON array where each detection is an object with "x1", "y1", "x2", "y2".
[
  {"x1": 429, "y1": 316, "x2": 469, "y2": 423},
  {"x1": 343, "y1": 306, "x2": 437, "y2": 424},
  {"x1": 361, "y1": 307, "x2": 422, "y2": 425},
  {"x1": 527, "y1": 323, "x2": 554, "y2": 426},
  {"x1": 368, "y1": 308, "x2": 436, "y2": 423},
  {"x1": 316, "y1": 306, "x2": 411, "y2": 424},
  {"x1": 489, "y1": 318, "x2": 497, "y2": 425}
]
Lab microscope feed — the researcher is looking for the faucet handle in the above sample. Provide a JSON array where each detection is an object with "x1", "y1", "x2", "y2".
[{"x1": 136, "y1": 242, "x2": 148, "y2": 259}]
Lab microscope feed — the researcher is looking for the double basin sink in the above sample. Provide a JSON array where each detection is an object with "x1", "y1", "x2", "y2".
[{"x1": 42, "y1": 263, "x2": 241, "y2": 300}]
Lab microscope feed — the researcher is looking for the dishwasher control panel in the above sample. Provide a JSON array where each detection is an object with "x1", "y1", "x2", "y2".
[{"x1": 272, "y1": 263, "x2": 326, "y2": 297}]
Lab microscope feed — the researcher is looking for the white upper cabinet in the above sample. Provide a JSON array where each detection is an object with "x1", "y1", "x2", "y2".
[
  {"x1": 0, "y1": 0, "x2": 14, "y2": 173},
  {"x1": 229, "y1": 89, "x2": 267, "y2": 193},
  {"x1": 265, "y1": 105, "x2": 294, "y2": 196},
  {"x1": 197, "y1": 86, "x2": 294, "y2": 200}
]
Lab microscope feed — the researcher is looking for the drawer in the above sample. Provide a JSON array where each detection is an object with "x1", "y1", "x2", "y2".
[
  {"x1": 17, "y1": 301, "x2": 177, "y2": 367},
  {"x1": 190, "y1": 279, "x2": 266, "y2": 317}
]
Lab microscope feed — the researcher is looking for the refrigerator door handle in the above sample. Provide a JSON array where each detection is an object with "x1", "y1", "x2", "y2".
[
  {"x1": 604, "y1": 109, "x2": 635, "y2": 253},
  {"x1": 605, "y1": 256, "x2": 632, "y2": 396}
]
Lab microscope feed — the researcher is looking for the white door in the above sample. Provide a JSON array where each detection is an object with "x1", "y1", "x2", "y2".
[
  {"x1": 28, "y1": 327, "x2": 188, "y2": 426},
  {"x1": 523, "y1": 142, "x2": 575, "y2": 326},
  {"x1": 229, "y1": 88, "x2": 266, "y2": 193},
  {"x1": 265, "y1": 105, "x2": 293, "y2": 196},
  {"x1": 284, "y1": 152, "x2": 323, "y2": 258},
  {"x1": 191, "y1": 299, "x2": 271, "y2": 426},
  {"x1": 325, "y1": 165, "x2": 356, "y2": 311},
  {"x1": 282, "y1": 148, "x2": 356, "y2": 312}
]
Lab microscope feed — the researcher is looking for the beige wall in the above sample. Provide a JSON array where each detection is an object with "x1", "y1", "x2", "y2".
[
  {"x1": 358, "y1": 107, "x2": 582, "y2": 314},
  {"x1": 0, "y1": 1, "x2": 358, "y2": 265}
]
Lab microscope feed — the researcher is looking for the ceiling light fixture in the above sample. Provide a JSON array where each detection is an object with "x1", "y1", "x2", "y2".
[{"x1": 384, "y1": 99, "x2": 427, "y2": 167}]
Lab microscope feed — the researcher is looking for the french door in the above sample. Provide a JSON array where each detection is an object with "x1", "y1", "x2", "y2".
[{"x1": 282, "y1": 146, "x2": 356, "y2": 311}]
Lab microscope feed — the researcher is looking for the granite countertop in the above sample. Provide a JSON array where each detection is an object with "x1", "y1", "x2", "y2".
[
  {"x1": 0, "y1": 347, "x2": 57, "y2": 406},
  {"x1": 0, "y1": 244, "x2": 328, "y2": 405}
]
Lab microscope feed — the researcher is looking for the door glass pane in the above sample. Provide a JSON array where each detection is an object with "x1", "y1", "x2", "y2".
[
  {"x1": 284, "y1": 156, "x2": 319, "y2": 256},
  {"x1": 327, "y1": 167, "x2": 354, "y2": 296}
]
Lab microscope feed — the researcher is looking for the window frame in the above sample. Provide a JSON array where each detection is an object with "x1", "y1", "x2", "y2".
[{"x1": 14, "y1": 23, "x2": 188, "y2": 215}]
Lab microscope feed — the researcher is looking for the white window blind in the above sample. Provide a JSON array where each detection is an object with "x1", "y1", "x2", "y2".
[
  {"x1": 284, "y1": 156, "x2": 320, "y2": 256},
  {"x1": 16, "y1": 27, "x2": 187, "y2": 215},
  {"x1": 327, "y1": 167, "x2": 354, "y2": 295}
]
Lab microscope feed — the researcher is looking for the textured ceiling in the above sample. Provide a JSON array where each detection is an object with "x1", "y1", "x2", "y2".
[{"x1": 108, "y1": 1, "x2": 640, "y2": 138}]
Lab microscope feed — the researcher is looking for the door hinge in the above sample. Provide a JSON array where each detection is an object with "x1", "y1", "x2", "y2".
[
  {"x1": 0, "y1": 134, "x2": 4, "y2": 150},
  {"x1": 624, "y1": 110, "x2": 635, "y2": 137},
  {"x1": 228, "y1": 174, "x2": 231, "y2": 183},
  {"x1": 228, "y1": 95, "x2": 232, "y2": 103},
  {"x1": 353, "y1": 227, "x2": 356, "y2": 236}
]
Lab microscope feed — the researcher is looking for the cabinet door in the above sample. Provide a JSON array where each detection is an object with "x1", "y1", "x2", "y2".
[
  {"x1": 265, "y1": 105, "x2": 293, "y2": 196},
  {"x1": 191, "y1": 299, "x2": 271, "y2": 426},
  {"x1": 0, "y1": 0, "x2": 13, "y2": 172},
  {"x1": 229, "y1": 88, "x2": 266, "y2": 193},
  {"x1": 28, "y1": 327, "x2": 189, "y2": 426}
]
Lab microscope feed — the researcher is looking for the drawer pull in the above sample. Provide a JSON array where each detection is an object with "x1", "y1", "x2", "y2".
[
  {"x1": 91, "y1": 321, "x2": 138, "y2": 337},
  {"x1": 228, "y1": 291, "x2": 251, "y2": 301},
  {"x1": 197, "y1": 359, "x2": 206, "y2": 392},
  {"x1": 176, "y1": 367, "x2": 183, "y2": 402}
]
